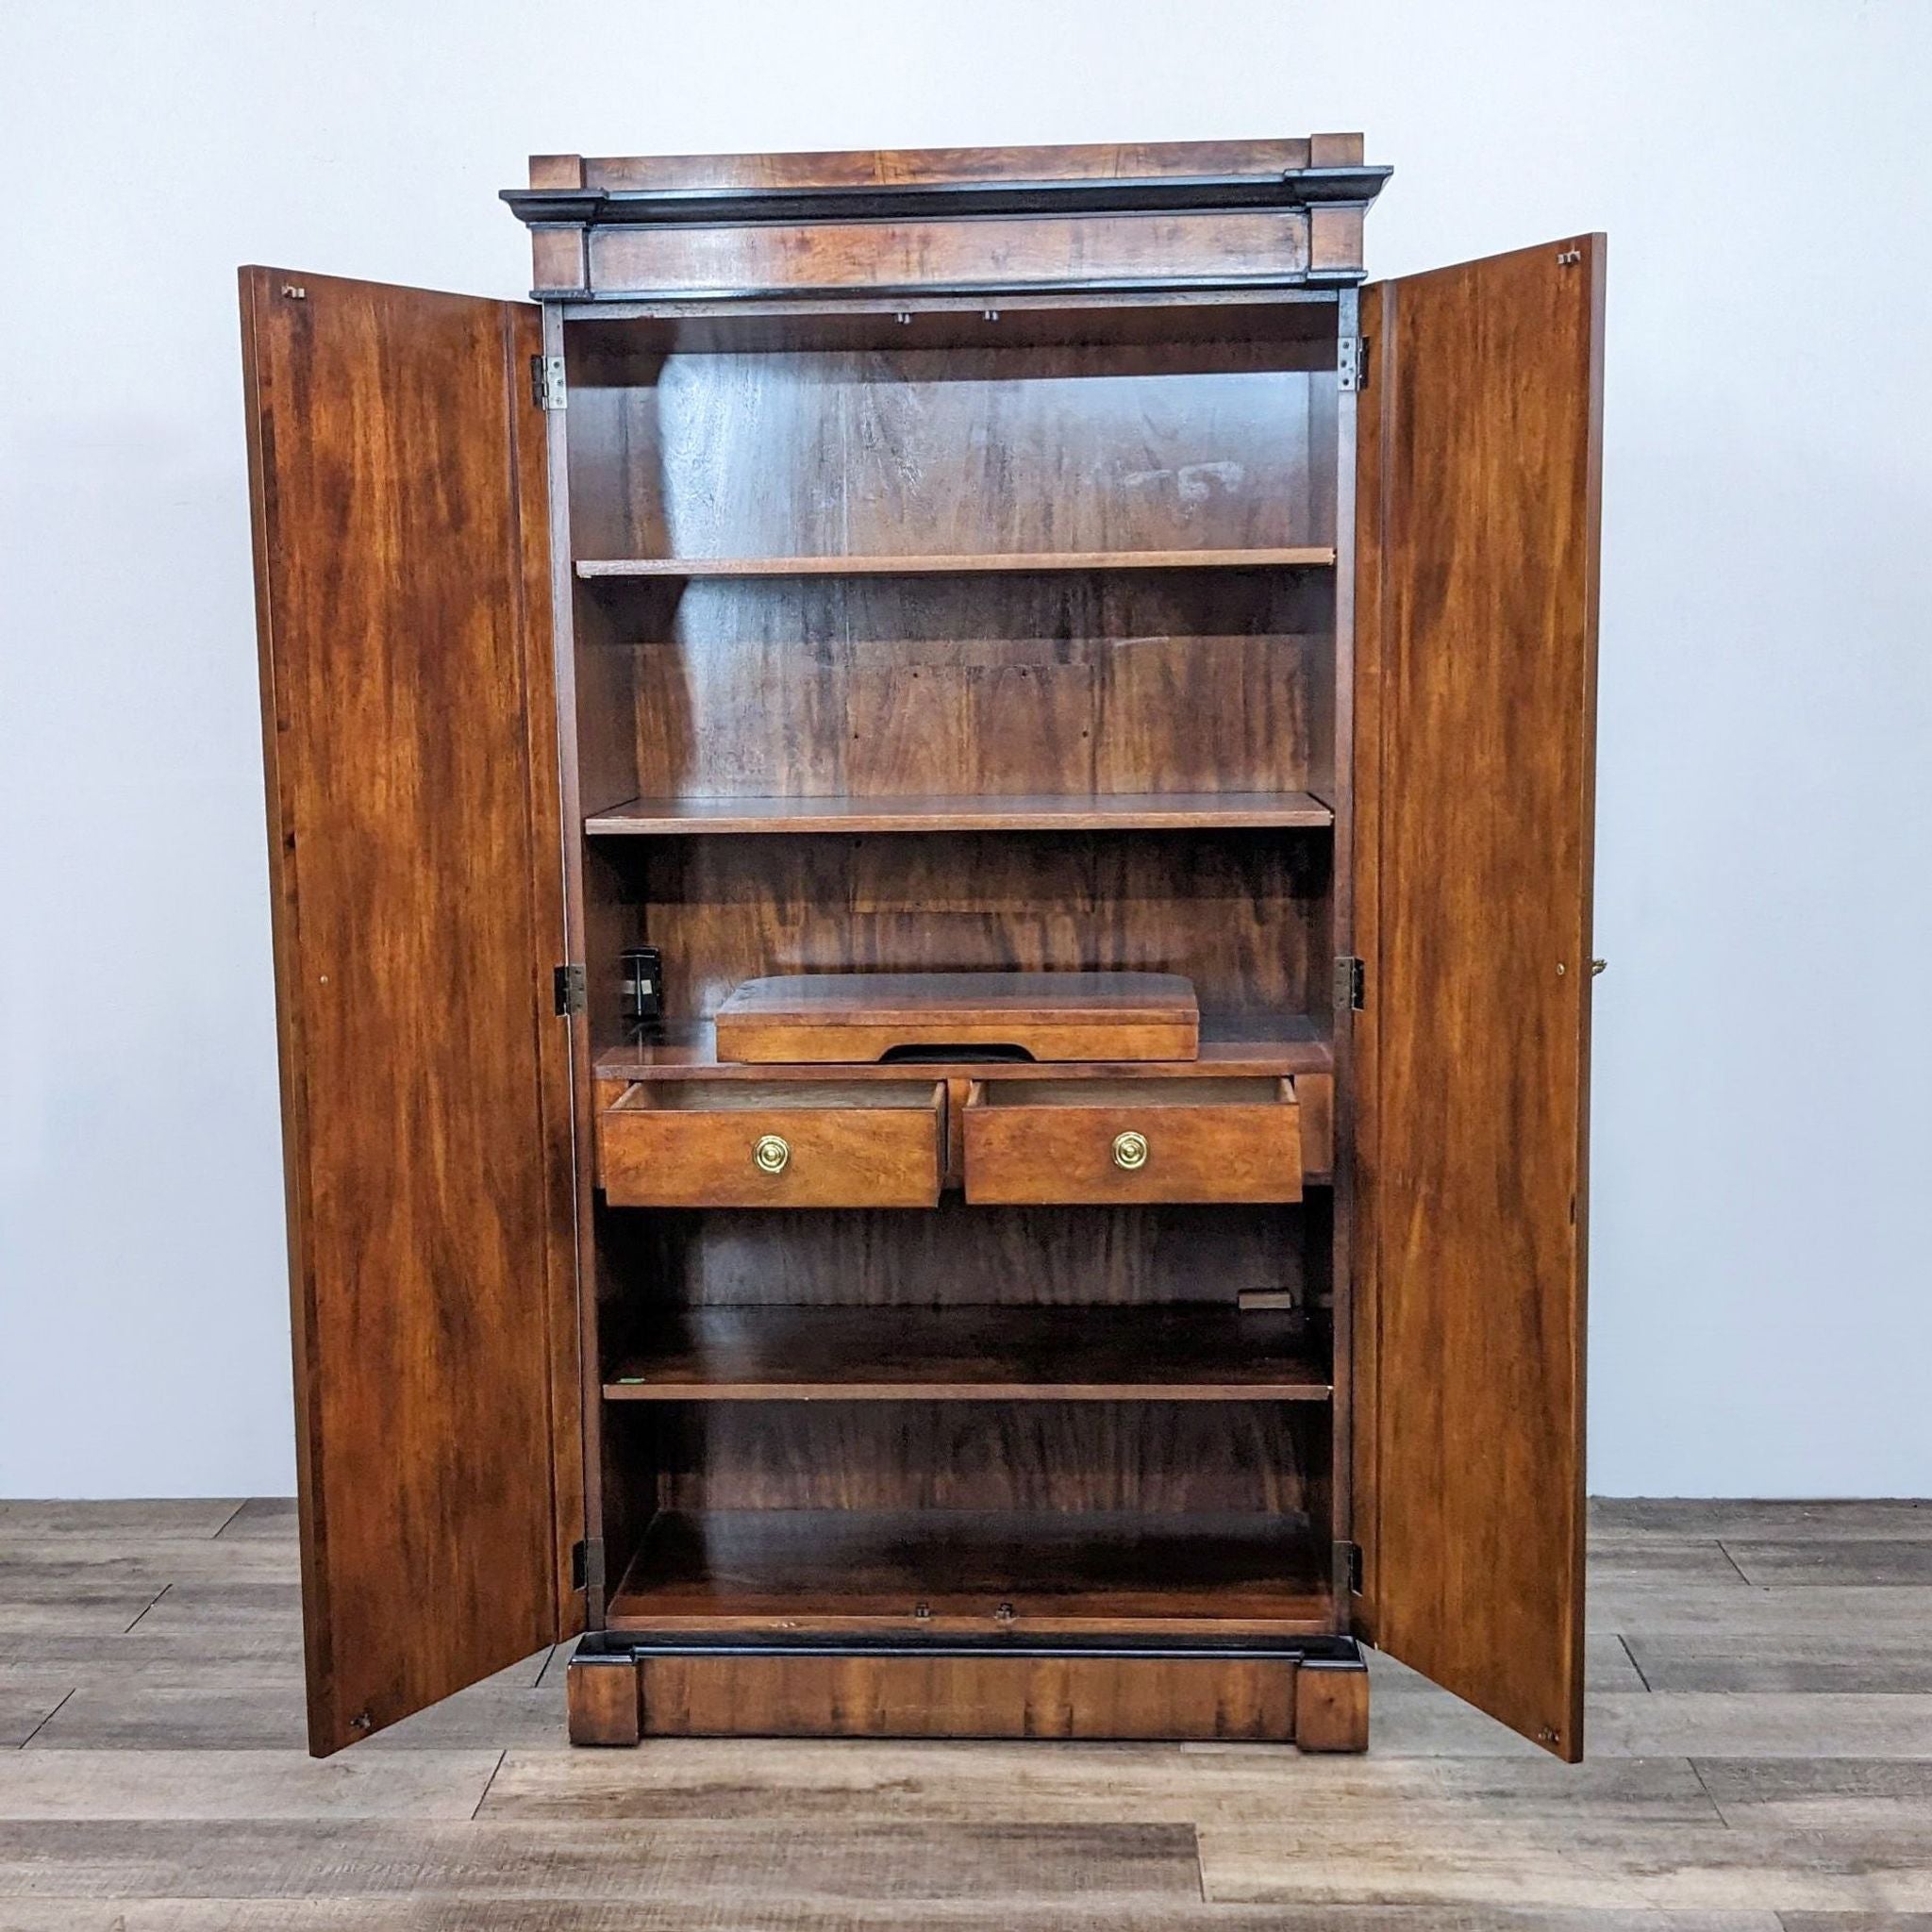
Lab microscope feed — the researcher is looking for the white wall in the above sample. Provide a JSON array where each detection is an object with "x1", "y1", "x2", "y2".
[{"x1": 3, "y1": 0, "x2": 1928, "y2": 1497}]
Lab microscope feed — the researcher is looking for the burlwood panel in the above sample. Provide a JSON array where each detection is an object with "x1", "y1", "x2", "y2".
[
  {"x1": 240, "y1": 269, "x2": 577, "y2": 1755},
  {"x1": 1352, "y1": 237, "x2": 1604, "y2": 1759},
  {"x1": 586, "y1": 212, "x2": 1311, "y2": 299},
  {"x1": 637, "y1": 1652, "x2": 1296, "y2": 1740}
]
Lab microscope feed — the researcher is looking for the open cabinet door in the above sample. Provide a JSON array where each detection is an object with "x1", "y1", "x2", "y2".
[
  {"x1": 241, "y1": 270, "x2": 582, "y2": 1755},
  {"x1": 1351, "y1": 237, "x2": 1604, "y2": 1758}
]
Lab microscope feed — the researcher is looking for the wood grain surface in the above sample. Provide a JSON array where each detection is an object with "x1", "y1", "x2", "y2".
[
  {"x1": 6, "y1": 1499, "x2": 1932, "y2": 1920},
  {"x1": 1351, "y1": 237, "x2": 1605, "y2": 1759},
  {"x1": 628, "y1": 1652, "x2": 1300, "y2": 1742},
  {"x1": 240, "y1": 270, "x2": 577, "y2": 1755}
]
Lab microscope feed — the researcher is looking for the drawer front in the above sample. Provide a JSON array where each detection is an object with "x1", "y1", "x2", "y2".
[
  {"x1": 963, "y1": 1077, "x2": 1302, "y2": 1206},
  {"x1": 600, "y1": 1083, "x2": 943, "y2": 1208}
]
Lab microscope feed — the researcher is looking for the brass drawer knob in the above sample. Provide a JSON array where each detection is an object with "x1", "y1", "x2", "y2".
[
  {"x1": 1111, "y1": 1130, "x2": 1149, "y2": 1172},
  {"x1": 752, "y1": 1134, "x2": 791, "y2": 1175}
]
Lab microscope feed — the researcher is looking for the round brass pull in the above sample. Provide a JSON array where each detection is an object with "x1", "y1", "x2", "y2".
[
  {"x1": 752, "y1": 1134, "x2": 791, "y2": 1175},
  {"x1": 1111, "y1": 1130, "x2": 1149, "y2": 1172}
]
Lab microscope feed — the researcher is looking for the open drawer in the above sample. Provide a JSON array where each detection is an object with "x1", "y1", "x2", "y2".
[
  {"x1": 599, "y1": 1080, "x2": 945, "y2": 1208},
  {"x1": 962, "y1": 1076, "x2": 1302, "y2": 1205}
]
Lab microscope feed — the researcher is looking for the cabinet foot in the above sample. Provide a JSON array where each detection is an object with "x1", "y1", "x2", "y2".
[
  {"x1": 566, "y1": 1651, "x2": 641, "y2": 1746},
  {"x1": 1294, "y1": 1650, "x2": 1370, "y2": 1752}
]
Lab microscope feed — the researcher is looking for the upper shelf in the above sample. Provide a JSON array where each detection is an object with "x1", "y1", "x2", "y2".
[
  {"x1": 576, "y1": 547, "x2": 1336, "y2": 581},
  {"x1": 585, "y1": 791, "x2": 1334, "y2": 836}
]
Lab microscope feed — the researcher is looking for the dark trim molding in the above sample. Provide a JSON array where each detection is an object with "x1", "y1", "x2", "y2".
[
  {"x1": 535, "y1": 267, "x2": 1368, "y2": 304},
  {"x1": 504, "y1": 164, "x2": 1391, "y2": 231},
  {"x1": 575, "y1": 1630, "x2": 1366, "y2": 1664}
]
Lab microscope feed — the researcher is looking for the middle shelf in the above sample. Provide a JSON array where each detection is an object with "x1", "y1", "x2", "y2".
[
  {"x1": 604, "y1": 1306, "x2": 1331, "y2": 1404},
  {"x1": 586, "y1": 791, "x2": 1334, "y2": 837}
]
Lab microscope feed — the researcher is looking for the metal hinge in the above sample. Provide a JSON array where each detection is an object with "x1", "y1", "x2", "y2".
[
  {"x1": 1339, "y1": 1541, "x2": 1365, "y2": 1594},
  {"x1": 553, "y1": 962, "x2": 586, "y2": 1015},
  {"x1": 531, "y1": 353, "x2": 567, "y2": 410},
  {"x1": 571, "y1": 1538, "x2": 606, "y2": 1592},
  {"x1": 1334, "y1": 955, "x2": 1366, "y2": 1012},
  {"x1": 1339, "y1": 335, "x2": 1367, "y2": 392}
]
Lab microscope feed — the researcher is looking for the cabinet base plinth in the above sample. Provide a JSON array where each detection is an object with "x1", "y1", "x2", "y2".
[{"x1": 564, "y1": 1635, "x2": 1369, "y2": 1749}]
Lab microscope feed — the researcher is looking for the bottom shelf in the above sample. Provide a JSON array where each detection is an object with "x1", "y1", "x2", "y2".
[{"x1": 605, "y1": 1508, "x2": 1332, "y2": 1638}]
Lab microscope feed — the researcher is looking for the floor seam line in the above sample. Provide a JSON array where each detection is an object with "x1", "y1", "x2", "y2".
[
  {"x1": 1618, "y1": 1631, "x2": 1653, "y2": 1691},
  {"x1": 17, "y1": 1687, "x2": 75, "y2": 1751},
  {"x1": 471, "y1": 1748, "x2": 508, "y2": 1821},
  {"x1": 123, "y1": 1582, "x2": 172, "y2": 1633},
  {"x1": 1687, "y1": 1755, "x2": 1730, "y2": 1828}
]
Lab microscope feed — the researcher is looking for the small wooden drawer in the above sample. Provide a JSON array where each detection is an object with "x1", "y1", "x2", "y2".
[
  {"x1": 962, "y1": 1077, "x2": 1302, "y2": 1205},
  {"x1": 599, "y1": 1080, "x2": 945, "y2": 1208}
]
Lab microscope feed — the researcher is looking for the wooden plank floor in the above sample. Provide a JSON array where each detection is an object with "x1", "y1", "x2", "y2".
[{"x1": 1, "y1": 1499, "x2": 1928, "y2": 1928}]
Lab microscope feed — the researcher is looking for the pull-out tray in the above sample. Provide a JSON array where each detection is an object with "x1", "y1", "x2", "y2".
[{"x1": 714, "y1": 972, "x2": 1200, "y2": 1064}]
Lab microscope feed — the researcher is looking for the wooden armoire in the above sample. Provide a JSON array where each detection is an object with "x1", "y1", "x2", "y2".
[{"x1": 241, "y1": 135, "x2": 1603, "y2": 1761}]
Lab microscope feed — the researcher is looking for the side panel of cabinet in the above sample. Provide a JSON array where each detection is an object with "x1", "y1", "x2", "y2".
[
  {"x1": 242, "y1": 269, "x2": 582, "y2": 1755},
  {"x1": 1351, "y1": 237, "x2": 1604, "y2": 1758}
]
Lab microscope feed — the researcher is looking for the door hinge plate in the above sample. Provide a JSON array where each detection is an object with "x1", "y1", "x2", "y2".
[
  {"x1": 1334, "y1": 955, "x2": 1366, "y2": 1012},
  {"x1": 553, "y1": 962, "x2": 586, "y2": 1016},
  {"x1": 1339, "y1": 334, "x2": 1367, "y2": 392},
  {"x1": 571, "y1": 1538, "x2": 606, "y2": 1592},
  {"x1": 1338, "y1": 1540, "x2": 1365, "y2": 1594},
  {"x1": 531, "y1": 353, "x2": 567, "y2": 410}
]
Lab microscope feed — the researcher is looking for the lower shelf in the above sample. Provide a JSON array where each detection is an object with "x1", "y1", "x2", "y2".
[
  {"x1": 605, "y1": 1306, "x2": 1330, "y2": 1402},
  {"x1": 604, "y1": 1508, "x2": 1333, "y2": 1638}
]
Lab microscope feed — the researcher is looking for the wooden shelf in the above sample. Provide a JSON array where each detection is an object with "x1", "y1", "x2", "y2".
[
  {"x1": 605, "y1": 1508, "x2": 1332, "y2": 1636},
  {"x1": 586, "y1": 791, "x2": 1333, "y2": 837},
  {"x1": 577, "y1": 546, "x2": 1335, "y2": 580},
  {"x1": 605, "y1": 1307, "x2": 1329, "y2": 1403},
  {"x1": 595, "y1": 1013, "x2": 1333, "y2": 1083}
]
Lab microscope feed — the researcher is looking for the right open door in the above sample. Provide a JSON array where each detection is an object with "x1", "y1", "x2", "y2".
[{"x1": 1351, "y1": 235, "x2": 1605, "y2": 1758}]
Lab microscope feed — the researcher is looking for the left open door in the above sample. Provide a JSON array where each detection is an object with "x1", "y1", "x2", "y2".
[{"x1": 241, "y1": 269, "x2": 583, "y2": 1755}]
